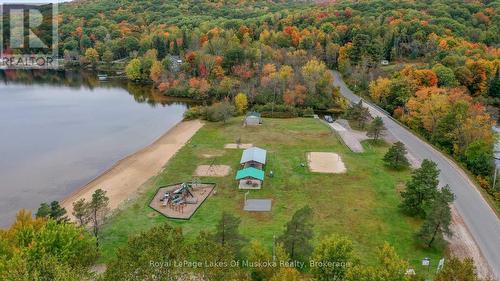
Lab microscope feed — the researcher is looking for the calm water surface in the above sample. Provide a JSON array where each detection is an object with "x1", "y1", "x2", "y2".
[{"x1": 0, "y1": 70, "x2": 188, "y2": 227}]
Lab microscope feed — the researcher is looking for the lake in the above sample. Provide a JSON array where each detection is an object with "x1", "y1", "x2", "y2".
[{"x1": 0, "y1": 70, "x2": 188, "y2": 227}]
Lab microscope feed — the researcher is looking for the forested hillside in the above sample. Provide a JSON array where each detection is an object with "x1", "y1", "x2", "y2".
[{"x1": 58, "y1": 0, "x2": 499, "y2": 200}]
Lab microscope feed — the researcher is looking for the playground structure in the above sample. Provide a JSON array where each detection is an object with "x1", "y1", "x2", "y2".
[
  {"x1": 161, "y1": 182, "x2": 198, "y2": 207},
  {"x1": 195, "y1": 158, "x2": 231, "y2": 177},
  {"x1": 149, "y1": 180, "x2": 215, "y2": 219}
]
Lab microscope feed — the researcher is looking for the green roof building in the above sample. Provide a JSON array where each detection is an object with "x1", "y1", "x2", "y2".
[{"x1": 235, "y1": 167, "x2": 264, "y2": 189}]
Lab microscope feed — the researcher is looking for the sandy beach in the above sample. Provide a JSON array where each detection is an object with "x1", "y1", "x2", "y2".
[{"x1": 61, "y1": 119, "x2": 204, "y2": 218}]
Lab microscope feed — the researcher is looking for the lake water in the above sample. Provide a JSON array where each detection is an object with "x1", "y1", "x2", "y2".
[{"x1": 0, "y1": 70, "x2": 188, "y2": 227}]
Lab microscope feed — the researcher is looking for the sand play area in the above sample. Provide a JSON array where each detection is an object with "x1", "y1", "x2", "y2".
[
  {"x1": 195, "y1": 165, "x2": 231, "y2": 177},
  {"x1": 307, "y1": 152, "x2": 347, "y2": 173},
  {"x1": 224, "y1": 143, "x2": 253, "y2": 149}
]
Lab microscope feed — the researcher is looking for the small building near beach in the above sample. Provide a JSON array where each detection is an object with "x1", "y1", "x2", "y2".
[
  {"x1": 240, "y1": 147, "x2": 267, "y2": 169},
  {"x1": 245, "y1": 112, "x2": 262, "y2": 126},
  {"x1": 236, "y1": 167, "x2": 265, "y2": 189}
]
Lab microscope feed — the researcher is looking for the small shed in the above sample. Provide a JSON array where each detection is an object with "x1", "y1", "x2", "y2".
[
  {"x1": 245, "y1": 112, "x2": 262, "y2": 126},
  {"x1": 236, "y1": 167, "x2": 265, "y2": 189},
  {"x1": 240, "y1": 147, "x2": 267, "y2": 169}
]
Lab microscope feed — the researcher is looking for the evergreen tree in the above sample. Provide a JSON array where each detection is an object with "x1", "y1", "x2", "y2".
[
  {"x1": 418, "y1": 187, "x2": 454, "y2": 248},
  {"x1": 383, "y1": 141, "x2": 410, "y2": 170},
  {"x1": 152, "y1": 34, "x2": 167, "y2": 59},
  {"x1": 173, "y1": 39, "x2": 179, "y2": 55},
  {"x1": 383, "y1": 33, "x2": 395, "y2": 61},
  {"x1": 36, "y1": 202, "x2": 51, "y2": 218},
  {"x1": 400, "y1": 159, "x2": 440, "y2": 217},
  {"x1": 278, "y1": 205, "x2": 314, "y2": 261},
  {"x1": 72, "y1": 198, "x2": 89, "y2": 227},
  {"x1": 191, "y1": 231, "x2": 242, "y2": 280},
  {"x1": 36, "y1": 201, "x2": 68, "y2": 223},
  {"x1": 488, "y1": 68, "x2": 500, "y2": 98},
  {"x1": 367, "y1": 116, "x2": 386, "y2": 140},
  {"x1": 88, "y1": 189, "x2": 109, "y2": 247},
  {"x1": 345, "y1": 100, "x2": 370, "y2": 128},
  {"x1": 182, "y1": 30, "x2": 189, "y2": 50},
  {"x1": 212, "y1": 212, "x2": 247, "y2": 257}
]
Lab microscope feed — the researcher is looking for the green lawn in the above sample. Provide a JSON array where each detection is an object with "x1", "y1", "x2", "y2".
[{"x1": 100, "y1": 117, "x2": 443, "y2": 273}]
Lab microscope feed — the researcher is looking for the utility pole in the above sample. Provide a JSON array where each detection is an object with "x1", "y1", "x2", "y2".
[
  {"x1": 272, "y1": 234, "x2": 276, "y2": 262},
  {"x1": 493, "y1": 155, "x2": 499, "y2": 190},
  {"x1": 493, "y1": 167, "x2": 498, "y2": 191}
]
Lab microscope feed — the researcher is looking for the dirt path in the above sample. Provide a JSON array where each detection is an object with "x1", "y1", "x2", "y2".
[{"x1": 61, "y1": 120, "x2": 204, "y2": 218}]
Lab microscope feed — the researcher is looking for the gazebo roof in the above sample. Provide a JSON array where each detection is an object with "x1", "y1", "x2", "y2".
[
  {"x1": 235, "y1": 167, "x2": 265, "y2": 181},
  {"x1": 240, "y1": 147, "x2": 267, "y2": 164},
  {"x1": 246, "y1": 111, "x2": 261, "y2": 118}
]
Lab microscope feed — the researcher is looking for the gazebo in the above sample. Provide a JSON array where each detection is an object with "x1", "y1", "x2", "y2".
[
  {"x1": 245, "y1": 112, "x2": 262, "y2": 126},
  {"x1": 240, "y1": 147, "x2": 267, "y2": 169},
  {"x1": 235, "y1": 167, "x2": 265, "y2": 189}
]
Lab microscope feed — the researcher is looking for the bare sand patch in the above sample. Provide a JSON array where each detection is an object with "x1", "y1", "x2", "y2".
[
  {"x1": 200, "y1": 149, "x2": 225, "y2": 158},
  {"x1": 224, "y1": 143, "x2": 253, "y2": 149},
  {"x1": 61, "y1": 120, "x2": 204, "y2": 219},
  {"x1": 307, "y1": 152, "x2": 346, "y2": 173},
  {"x1": 195, "y1": 165, "x2": 231, "y2": 177}
]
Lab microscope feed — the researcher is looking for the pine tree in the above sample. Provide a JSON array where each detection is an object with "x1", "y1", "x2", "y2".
[
  {"x1": 191, "y1": 231, "x2": 241, "y2": 280},
  {"x1": 212, "y1": 212, "x2": 247, "y2": 257},
  {"x1": 345, "y1": 100, "x2": 370, "y2": 128},
  {"x1": 383, "y1": 33, "x2": 395, "y2": 61},
  {"x1": 88, "y1": 189, "x2": 109, "y2": 247},
  {"x1": 36, "y1": 201, "x2": 68, "y2": 223},
  {"x1": 173, "y1": 39, "x2": 179, "y2": 55},
  {"x1": 418, "y1": 187, "x2": 454, "y2": 248},
  {"x1": 400, "y1": 159, "x2": 440, "y2": 217},
  {"x1": 383, "y1": 141, "x2": 410, "y2": 170},
  {"x1": 367, "y1": 116, "x2": 386, "y2": 140},
  {"x1": 72, "y1": 198, "x2": 89, "y2": 227},
  {"x1": 488, "y1": 68, "x2": 500, "y2": 98},
  {"x1": 278, "y1": 205, "x2": 314, "y2": 261},
  {"x1": 182, "y1": 30, "x2": 189, "y2": 50}
]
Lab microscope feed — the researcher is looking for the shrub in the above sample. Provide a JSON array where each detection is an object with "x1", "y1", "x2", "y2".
[
  {"x1": 253, "y1": 103, "x2": 299, "y2": 118},
  {"x1": 183, "y1": 106, "x2": 207, "y2": 120},
  {"x1": 206, "y1": 102, "x2": 235, "y2": 123},
  {"x1": 302, "y1": 107, "x2": 315, "y2": 117}
]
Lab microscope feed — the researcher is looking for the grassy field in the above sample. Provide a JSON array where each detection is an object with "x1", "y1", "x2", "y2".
[{"x1": 100, "y1": 117, "x2": 443, "y2": 273}]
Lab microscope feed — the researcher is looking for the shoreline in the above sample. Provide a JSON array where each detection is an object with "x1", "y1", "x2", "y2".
[{"x1": 61, "y1": 119, "x2": 204, "y2": 217}]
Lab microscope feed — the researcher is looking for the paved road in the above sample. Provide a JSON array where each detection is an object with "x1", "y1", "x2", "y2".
[{"x1": 332, "y1": 70, "x2": 500, "y2": 278}]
